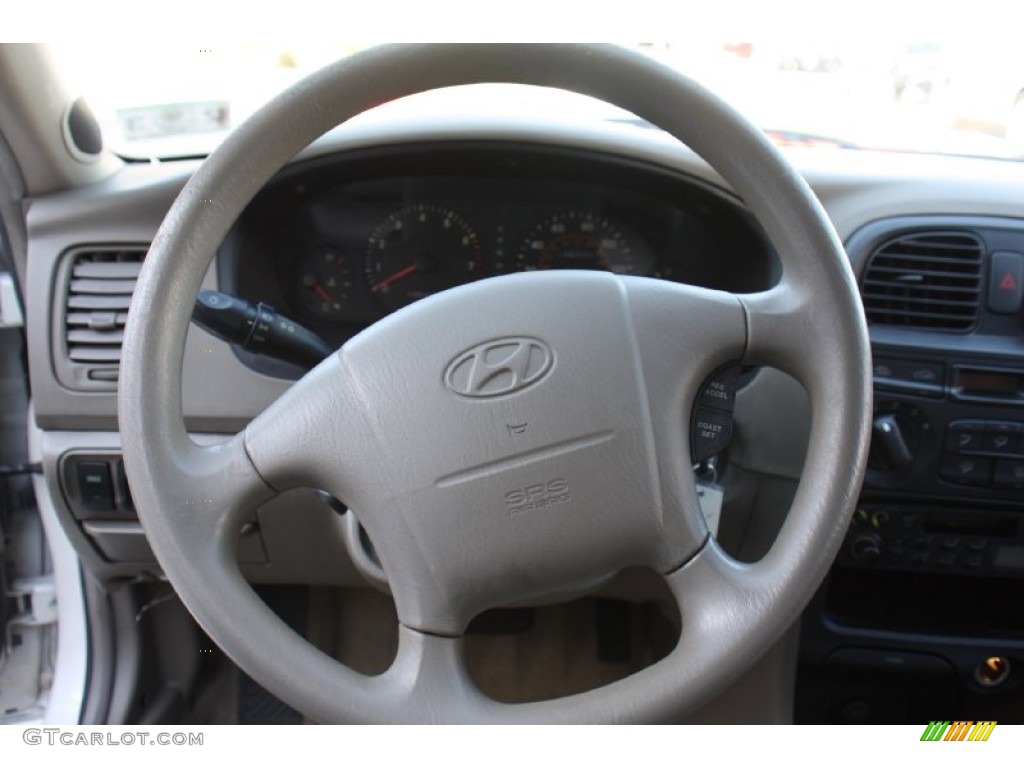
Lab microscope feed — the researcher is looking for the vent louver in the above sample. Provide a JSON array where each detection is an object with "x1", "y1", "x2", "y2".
[
  {"x1": 861, "y1": 232, "x2": 983, "y2": 331},
  {"x1": 62, "y1": 247, "x2": 145, "y2": 377}
]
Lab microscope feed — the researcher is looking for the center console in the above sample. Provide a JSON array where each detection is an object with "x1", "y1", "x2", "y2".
[{"x1": 796, "y1": 216, "x2": 1024, "y2": 724}]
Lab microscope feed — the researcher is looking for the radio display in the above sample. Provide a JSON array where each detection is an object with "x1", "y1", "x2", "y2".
[{"x1": 954, "y1": 368, "x2": 1024, "y2": 399}]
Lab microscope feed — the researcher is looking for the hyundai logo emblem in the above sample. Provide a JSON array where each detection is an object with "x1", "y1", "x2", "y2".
[{"x1": 444, "y1": 337, "x2": 554, "y2": 398}]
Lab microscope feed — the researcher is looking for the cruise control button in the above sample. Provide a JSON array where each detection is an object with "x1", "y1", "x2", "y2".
[
  {"x1": 691, "y1": 408, "x2": 733, "y2": 462},
  {"x1": 940, "y1": 455, "x2": 993, "y2": 486},
  {"x1": 697, "y1": 365, "x2": 740, "y2": 412}
]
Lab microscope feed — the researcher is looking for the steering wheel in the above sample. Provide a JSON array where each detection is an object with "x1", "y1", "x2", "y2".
[{"x1": 119, "y1": 44, "x2": 871, "y2": 723}]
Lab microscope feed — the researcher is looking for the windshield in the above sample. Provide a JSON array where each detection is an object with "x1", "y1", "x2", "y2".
[{"x1": 49, "y1": 21, "x2": 1024, "y2": 161}]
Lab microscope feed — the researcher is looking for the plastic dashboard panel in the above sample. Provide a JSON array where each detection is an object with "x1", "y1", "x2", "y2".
[
  {"x1": 22, "y1": 119, "x2": 1024, "y2": 597},
  {"x1": 25, "y1": 160, "x2": 292, "y2": 434},
  {"x1": 25, "y1": 118, "x2": 1024, "y2": 432}
]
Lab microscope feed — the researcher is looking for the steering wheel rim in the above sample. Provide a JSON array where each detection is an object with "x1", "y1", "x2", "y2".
[{"x1": 119, "y1": 43, "x2": 871, "y2": 723}]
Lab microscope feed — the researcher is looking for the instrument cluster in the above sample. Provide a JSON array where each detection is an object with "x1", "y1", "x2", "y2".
[
  {"x1": 220, "y1": 145, "x2": 777, "y2": 359},
  {"x1": 289, "y1": 195, "x2": 664, "y2": 325}
]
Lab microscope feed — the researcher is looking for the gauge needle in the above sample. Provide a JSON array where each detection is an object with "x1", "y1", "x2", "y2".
[
  {"x1": 372, "y1": 263, "x2": 418, "y2": 292},
  {"x1": 313, "y1": 284, "x2": 338, "y2": 307}
]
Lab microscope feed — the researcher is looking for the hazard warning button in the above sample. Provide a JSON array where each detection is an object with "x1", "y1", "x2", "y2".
[{"x1": 988, "y1": 251, "x2": 1024, "y2": 314}]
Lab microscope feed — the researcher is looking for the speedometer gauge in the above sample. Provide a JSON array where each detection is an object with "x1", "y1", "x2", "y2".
[
  {"x1": 515, "y1": 211, "x2": 653, "y2": 275},
  {"x1": 365, "y1": 204, "x2": 482, "y2": 312}
]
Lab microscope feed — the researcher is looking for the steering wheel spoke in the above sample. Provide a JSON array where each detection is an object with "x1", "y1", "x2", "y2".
[
  {"x1": 614, "y1": 277, "x2": 748, "y2": 571},
  {"x1": 181, "y1": 437, "x2": 275, "y2": 534},
  {"x1": 242, "y1": 352, "x2": 379, "y2": 500},
  {"x1": 737, "y1": 282, "x2": 816, "y2": 374},
  {"x1": 130, "y1": 433, "x2": 274, "y2": 556},
  {"x1": 660, "y1": 541, "x2": 789, "y2": 693}
]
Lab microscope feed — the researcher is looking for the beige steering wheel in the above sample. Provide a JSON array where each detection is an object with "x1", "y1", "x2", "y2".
[{"x1": 119, "y1": 44, "x2": 871, "y2": 723}]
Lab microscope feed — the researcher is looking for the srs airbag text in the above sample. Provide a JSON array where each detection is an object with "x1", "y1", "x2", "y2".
[{"x1": 504, "y1": 478, "x2": 571, "y2": 515}]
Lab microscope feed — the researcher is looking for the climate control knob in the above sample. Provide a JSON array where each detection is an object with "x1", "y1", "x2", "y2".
[
  {"x1": 851, "y1": 534, "x2": 883, "y2": 565},
  {"x1": 872, "y1": 414, "x2": 913, "y2": 470},
  {"x1": 867, "y1": 400, "x2": 934, "y2": 479}
]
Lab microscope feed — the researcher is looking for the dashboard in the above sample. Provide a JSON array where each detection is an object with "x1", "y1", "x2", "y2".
[{"x1": 16, "y1": 113, "x2": 1024, "y2": 724}]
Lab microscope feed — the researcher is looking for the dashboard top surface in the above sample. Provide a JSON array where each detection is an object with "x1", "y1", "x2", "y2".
[{"x1": 21, "y1": 116, "x2": 1024, "y2": 430}]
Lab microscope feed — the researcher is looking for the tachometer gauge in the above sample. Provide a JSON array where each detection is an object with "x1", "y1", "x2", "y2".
[
  {"x1": 515, "y1": 210, "x2": 653, "y2": 275},
  {"x1": 365, "y1": 204, "x2": 482, "y2": 312},
  {"x1": 296, "y1": 246, "x2": 354, "y2": 320}
]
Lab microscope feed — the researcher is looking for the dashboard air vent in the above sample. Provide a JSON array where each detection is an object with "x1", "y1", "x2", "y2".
[
  {"x1": 62, "y1": 247, "x2": 146, "y2": 378},
  {"x1": 861, "y1": 231, "x2": 983, "y2": 331}
]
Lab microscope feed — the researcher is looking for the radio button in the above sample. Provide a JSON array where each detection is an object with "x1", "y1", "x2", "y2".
[
  {"x1": 870, "y1": 510, "x2": 890, "y2": 528},
  {"x1": 993, "y1": 460, "x2": 1024, "y2": 490},
  {"x1": 897, "y1": 513, "x2": 919, "y2": 530},
  {"x1": 908, "y1": 551, "x2": 931, "y2": 566},
  {"x1": 940, "y1": 455, "x2": 993, "y2": 485}
]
